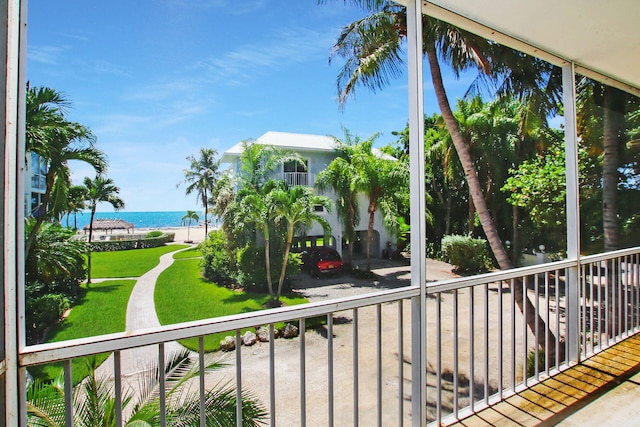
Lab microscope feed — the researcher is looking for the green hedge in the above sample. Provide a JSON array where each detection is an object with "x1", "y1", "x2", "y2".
[
  {"x1": 90, "y1": 232, "x2": 176, "y2": 252},
  {"x1": 441, "y1": 234, "x2": 491, "y2": 272}
]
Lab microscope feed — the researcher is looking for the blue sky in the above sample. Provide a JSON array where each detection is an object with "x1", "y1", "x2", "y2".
[{"x1": 27, "y1": 0, "x2": 473, "y2": 212}]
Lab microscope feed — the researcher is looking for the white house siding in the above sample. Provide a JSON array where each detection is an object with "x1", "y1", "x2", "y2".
[{"x1": 221, "y1": 131, "x2": 394, "y2": 258}]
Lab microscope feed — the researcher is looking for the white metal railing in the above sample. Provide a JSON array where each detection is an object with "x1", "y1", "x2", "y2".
[
  {"x1": 277, "y1": 172, "x2": 314, "y2": 187},
  {"x1": 21, "y1": 287, "x2": 420, "y2": 426},
  {"x1": 18, "y1": 247, "x2": 640, "y2": 426}
]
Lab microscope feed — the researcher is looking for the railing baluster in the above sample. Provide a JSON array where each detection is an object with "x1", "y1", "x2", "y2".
[
  {"x1": 555, "y1": 270, "x2": 561, "y2": 368},
  {"x1": 235, "y1": 331, "x2": 242, "y2": 427},
  {"x1": 469, "y1": 287, "x2": 475, "y2": 410},
  {"x1": 436, "y1": 294, "x2": 442, "y2": 424},
  {"x1": 453, "y1": 289, "x2": 459, "y2": 417},
  {"x1": 377, "y1": 303, "x2": 382, "y2": 427},
  {"x1": 625, "y1": 255, "x2": 629, "y2": 336},
  {"x1": 483, "y1": 283, "x2": 489, "y2": 404},
  {"x1": 353, "y1": 309, "x2": 359, "y2": 427},
  {"x1": 534, "y1": 274, "x2": 540, "y2": 381},
  {"x1": 269, "y1": 324, "x2": 276, "y2": 426},
  {"x1": 618, "y1": 257, "x2": 622, "y2": 340},
  {"x1": 545, "y1": 272, "x2": 550, "y2": 374},
  {"x1": 523, "y1": 276, "x2": 528, "y2": 385},
  {"x1": 198, "y1": 337, "x2": 206, "y2": 427},
  {"x1": 64, "y1": 359, "x2": 73, "y2": 427},
  {"x1": 159, "y1": 343, "x2": 166, "y2": 427},
  {"x1": 511, "y1": 278, "x2": 516, "y2": 391},
  {"x1": 397, "y1": 301, "x2": 403, "y2": 427},
  {"x1": 498, "y1": 282, "x2": 503, "y2": 399},
  {"x1": 114, "y1": 350, "x2": 123, "y2": 427},
  {"x1": 327, "y1": 314, "x2": 334, "y2": 427},
  {"x1": 300, "y1": 318, "x2": 307, "y2": 427}
]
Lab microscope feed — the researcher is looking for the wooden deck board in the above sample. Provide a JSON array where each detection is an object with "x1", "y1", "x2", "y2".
[{"x1": 447, "y1": 333, "x2": 640, "y2": 426}]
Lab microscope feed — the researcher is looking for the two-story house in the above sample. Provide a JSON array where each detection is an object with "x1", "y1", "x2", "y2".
[{"x1": 221, "y1": 131, "x2": 394, "y2": 259}]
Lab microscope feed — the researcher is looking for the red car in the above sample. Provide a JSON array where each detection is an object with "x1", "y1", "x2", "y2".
[{"x1": 300, "y1": 246, "x2": 343, "y2": 277}]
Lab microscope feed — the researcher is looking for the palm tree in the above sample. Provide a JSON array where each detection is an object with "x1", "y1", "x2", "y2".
[
  {"x1": 350, "y1": 138, "x2": 409, "y2": 271},
  {"x1": 64, "y1": 185, "x2": 88, "y2": 230},
  {"x1": 179, "y1": 148, "x2": 220, "y2": 237},
  {"x1": 271, "y1": 185, "x2": 332, "y2": 304},
  {"x1": 315, "y1": 128, "x2": 364, "y2": 267},
  {"x1": 236, "y1": 140, "x2": 305, "y2": 192},
  {"x1": 225, "y1": 181, "x2": 285, "y2": 301},
  {"x1": 181, "y1": 210, "x2": 200, "y2": 243},
  {"x1": 27, "y1": 351, "x2": 268, "y2": 426},
  {"x1": 25, "y1": 85, "x2": 106, "y2": 257},
  {"x1": 324, "y1": 0, "x2": 557, "y2": 354},
  {"x1": 82, "y1": 175, "x2": 125, "y2": 284}
]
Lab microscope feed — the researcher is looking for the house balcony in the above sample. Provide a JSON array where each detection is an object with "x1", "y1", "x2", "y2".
[
  {"x1": 276, "y1": 172, "x2": 315, "y2": 187},
  {"x1": 30, "y1": 174, "x2": 46, "y2": 192},
  {"x1": 15, "y1": 247, "x2": 640, "y2": 426}
]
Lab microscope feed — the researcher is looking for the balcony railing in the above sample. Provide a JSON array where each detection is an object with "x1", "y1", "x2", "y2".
[
  {"x1": 18, "y1": 247, "x2": 640, "y2": 426},
  {"x1": 277, "y1": 172, "x2": 314, "y2": 187},
  {"x1": 30, "y1": 174, "x2": 46, "y2": 191}
]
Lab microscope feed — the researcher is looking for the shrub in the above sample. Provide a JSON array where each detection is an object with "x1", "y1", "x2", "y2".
[
  {"x1": 237, "y1": 243, "x2": 301, "y2": 293},
  {"x1": 441, "y1": 234, "x2": 491, "y2": 272},
  {"x1": 199, "y1": 230, "x2": 238, "y2": 285},
  {"x1": 25, "y1": 291, "x2": 70, "y2": 342},
  {"x1": 145, "y1": 230, "x2": 163, "y2": 238},
  {"x1": 90, "y1": 232, "x2": 175, "y2": 252}
]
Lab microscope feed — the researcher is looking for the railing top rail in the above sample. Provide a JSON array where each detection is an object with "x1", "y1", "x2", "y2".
[
  {"x1": 20, "y1": 285, "x2": 419, "y2": 367},
  {"x1": 580, "y1": 246, "x2": 640, "y2": 264},
  {"x1": 426, "y1": 259, "x2": 576, "y2": 294}
]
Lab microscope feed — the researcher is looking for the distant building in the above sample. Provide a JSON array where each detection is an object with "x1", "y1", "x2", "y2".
[
  {"x1": 221, "y1": 131, "x2": 394, "y2": 258},
  {"x1": 25, "y1": 152, "x2": 47, "y2": 218}
]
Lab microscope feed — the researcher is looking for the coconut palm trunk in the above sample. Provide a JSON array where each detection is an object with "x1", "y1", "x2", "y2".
[
  {"x1": 276, "y1": 225, "x2": 295, "y2": 302},
  {"x1": 426, "y1": 44, "x2": 558, "y2": 357},
  {"x1": 264, "y1": 227, "x2": 275, "y2": 304}
]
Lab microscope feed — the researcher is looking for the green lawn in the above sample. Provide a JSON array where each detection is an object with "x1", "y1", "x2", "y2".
[
  {"x1": 173, "y1": 246, "x2": 202, "y2": 259},
  {"x1": 90, "y1": 244, "x2": 189, "y2": 278},
  {"x1": 31, "y1": 279, "x2": 136, "y2": 383},
  {"x1": 155, "y1": 258, "x2": 309, "y2": 351}
]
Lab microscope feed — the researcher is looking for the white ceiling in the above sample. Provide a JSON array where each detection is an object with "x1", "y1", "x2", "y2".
[{"x1": 405, "y1": 0, "x2": 640, "y2": 96}]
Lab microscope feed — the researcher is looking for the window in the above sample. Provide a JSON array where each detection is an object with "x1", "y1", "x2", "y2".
[{"x1": 284, "y1": 160, "x2": 307, "y2": 173}]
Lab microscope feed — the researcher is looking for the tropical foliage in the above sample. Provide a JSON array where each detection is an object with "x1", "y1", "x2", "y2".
[
  {"x1": 179, "y1": 148, "x2": 221, "y2": 236},
  {"x1": 182, "y1": 210, "x2": 200, "y2": 242},
  {"x1": 25, "y1": 85, "x2": 107, "y2": 257},
  {"x1": 27, "y1": 351, "x2": 267, "y2": 426},
  {"x1": 25, "y1": 220, "x2": 86, "y2": 344}
]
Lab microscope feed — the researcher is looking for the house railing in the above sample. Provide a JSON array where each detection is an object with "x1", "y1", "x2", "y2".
[
  {"x1": 276, "y1": 172, "x2": 314, "y2": 187},
  {"x1": 30, "y1": 174, "x2": 46, "y2": 191},
  {"x1": 18, "y1": 247, "x2": 640, "y2": 426}
]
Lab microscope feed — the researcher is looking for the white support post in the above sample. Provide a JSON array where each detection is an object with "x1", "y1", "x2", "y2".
[
  {"x1": 4, "y1": 0, "x2": 22, "y2": 424},
  {"x1": 562, "y1": 63, "x2": 581, "y2": 363},
  {"x1": 407, "y1": 1, "x2": 427, "y2": 426}
]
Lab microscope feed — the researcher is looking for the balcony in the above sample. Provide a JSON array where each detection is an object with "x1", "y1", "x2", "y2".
[
  {"x1": 30, "y1": 174, "x2": 46, "y2": 191},
  {"x1": 277, "y1": 172, "x2": 315, "y2": 187},
  {"x1": 15, "y1": 247, "x2": 640, "y2": 425}
]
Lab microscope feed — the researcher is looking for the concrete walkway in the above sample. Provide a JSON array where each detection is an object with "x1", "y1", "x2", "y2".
[{"x1": 96, "y1": 246, "x2": 191, "y2": 379}]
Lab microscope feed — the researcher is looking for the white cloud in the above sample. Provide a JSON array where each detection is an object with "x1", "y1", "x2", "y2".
[
  {"x1": 28, "y1": 45, "x2": 67, "y2": 65},
  {"x1": 195, "y1": 27, "x2": 334, "y2": 85}
]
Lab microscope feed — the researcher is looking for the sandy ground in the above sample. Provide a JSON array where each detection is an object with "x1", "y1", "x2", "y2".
[
  {"x1": 88, "y1": 227, "x2": 556, "y2": 425},
  {"x1": 89, "y1": 225, "x2": 210, "y2": 244}
]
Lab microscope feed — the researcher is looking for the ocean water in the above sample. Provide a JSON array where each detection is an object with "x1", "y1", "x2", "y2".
[{"x1": 70, "y1": 211, "x2": 216, "y2": 230}]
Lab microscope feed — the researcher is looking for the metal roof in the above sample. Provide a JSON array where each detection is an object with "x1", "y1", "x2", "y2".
[{"x1": 396, "y1": 0, "x2": 640, "y2": 96}]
